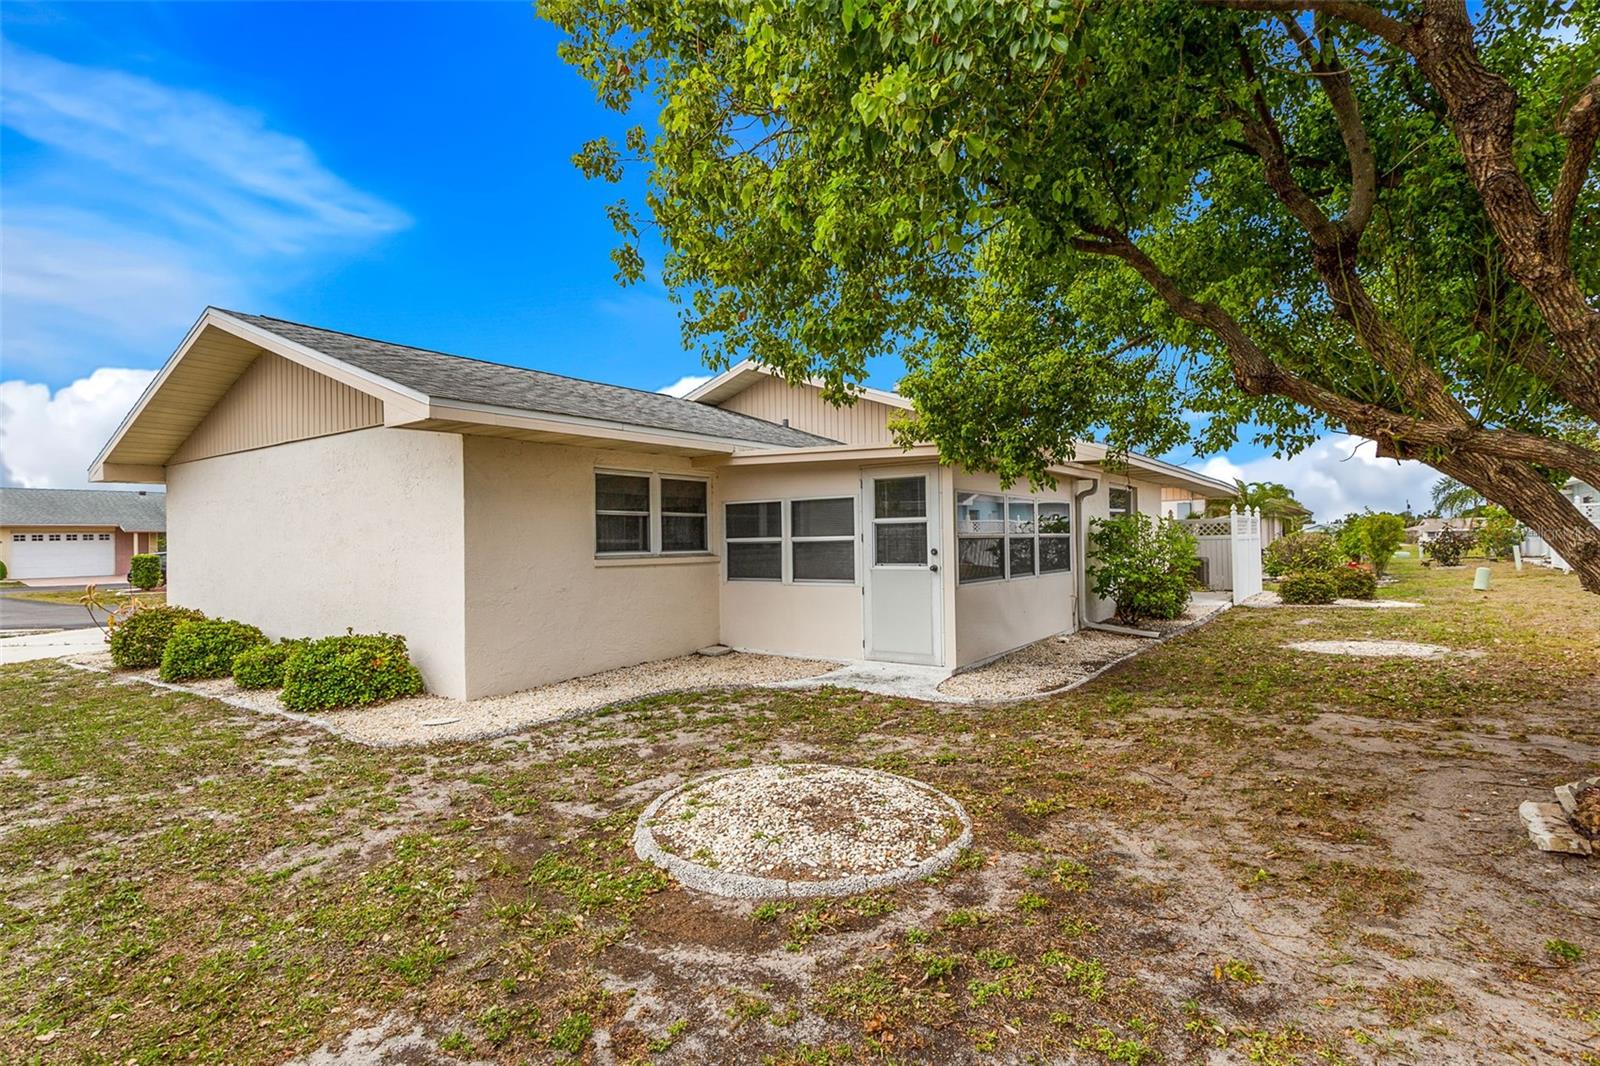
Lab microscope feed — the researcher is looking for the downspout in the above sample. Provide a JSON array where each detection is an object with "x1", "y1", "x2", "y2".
[{"x1": 1073, "y1": 476, "x2": 1099, "y2": 630}]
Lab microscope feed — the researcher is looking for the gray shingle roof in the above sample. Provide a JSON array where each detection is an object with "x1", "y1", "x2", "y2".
[
  {"x1": 1, "y1": 488, "x2": 166, "y2": 532},
  {"x1": 223, "y1": 312, "x2": 837, "y2": 449}
]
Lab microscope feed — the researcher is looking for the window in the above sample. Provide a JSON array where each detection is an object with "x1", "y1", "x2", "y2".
[
  {"x1": 791, "y1": 498, "x2": 855, "y2": 582},
  {"x1": 1108, "y1": 486, "x2": 1137, "y2": 518},
  {"x1": 596, "y1": 473, "x2": 650, "y2": 553},
  {"x1": 10, "y1": 534, "x2": 22, "y2": 543},
  {"x1": 956, "y1": 493, "x2": 1071, "y2": 583},
  {"x1": 1038, "y1": 502, "x2": 1072, "y2": 573},
  {"x1": 872, "y1": 477, "x2": 928, "y2": 565},
  {"x1": 99, "y1": 533, "x2": 112, "y2": 541},
  {"x1": 30, "y1": 534, "x2": 43, "y2": 542},
  {"x1": 65, "y1": 534, "x2": 78, "y2": 541},
  {"x1": 594, "y1": 471, "x2": 711, "y2": 556},
  {"x1": 661, "y1": 478, "x2": 708, "y2": 553},
  {"x1": 47, "y1": 534, "x2": 60, "y2": 542},
  {"x1": 725, "y1": 501, "x2": 782, "y2": 580}
]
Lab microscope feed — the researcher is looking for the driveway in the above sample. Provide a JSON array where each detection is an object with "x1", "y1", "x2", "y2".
[
  {"x1": 0, "y1": 593, "x2": 114, "y2": 631},
  {"x1": 0, "y1": 627, "x2": 106, "y2": 664}
]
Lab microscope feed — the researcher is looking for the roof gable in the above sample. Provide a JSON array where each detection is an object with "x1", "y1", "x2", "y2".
[{"x1": 93, "y1": 309, "x2": 838, "y2": 482}]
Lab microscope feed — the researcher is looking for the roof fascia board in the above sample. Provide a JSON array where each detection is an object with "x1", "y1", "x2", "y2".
[{"x1": 91, "y1": 462, "x2": 167, "y2": 484}]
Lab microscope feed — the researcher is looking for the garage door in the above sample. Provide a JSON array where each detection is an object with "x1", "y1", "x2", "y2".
[{"x1": 8, "y1": 531, "x2": 116, "y2": 579}]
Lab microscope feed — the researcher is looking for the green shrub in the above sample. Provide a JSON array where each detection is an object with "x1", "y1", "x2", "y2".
[
  {"x1": 1336, "y1": 513, "x2": 1406, "y2": 576},
  {"x1": 1278, "y1": 570, "x2": 1338, "y2": 605},
  {"x1": 0, "y1": 559, "x2": 7, "y2": 581},
  {"x1": 1088, "y1": 513, "x2": 1198, "y2": 626},
  {"x1": 160, "y1": 618, "x2": 267, "y2": 682},
  {"x1": 128, "y1": 553, "x2": 163, "y2": 590},
  {"x1": 1263, "y1": 532, "x2": 1340, "y2": 577},
  {"x1": 108, "y1": 605, "x2": 206, "y2": 669},
  {"x1": 232, "y1": 639, "x2": 308, "y2": 689},
  {"x1": 1476, "y1": 506, "x2": 1522, "y2": 558},
  {"x1": 1331, "y1": 565, "x2": 1377, "y2": 600},
  {"x1": 281, "y1": 632, "x2": 425, "y2": 711},
  {"x1": 1428, "y1": 529, "x2": 1473, "y2": 566}
]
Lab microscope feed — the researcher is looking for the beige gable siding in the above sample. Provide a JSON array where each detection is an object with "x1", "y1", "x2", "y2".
[
  {"x1": 170, "y1": 352, "x2": 384, "y2": 464},
  {"x1": 716, "y1": 374, "x2": 900, "y2": 446}
]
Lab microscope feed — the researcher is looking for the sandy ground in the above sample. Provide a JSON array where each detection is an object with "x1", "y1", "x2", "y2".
[
  {"x1": 1243, "y1": 590, "x2": 1424, "y2": 609},
  {"x1": 67, "y1": 649, "x2": 840, "y2": 745},
  {"x1": 1283, "y1": 639, "x2": 1485, "y2": 659}
]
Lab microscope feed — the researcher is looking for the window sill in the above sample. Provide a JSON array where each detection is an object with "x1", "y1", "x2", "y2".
[{"x1": 594, "y1": 553, "x2": 719, "y2": 569}]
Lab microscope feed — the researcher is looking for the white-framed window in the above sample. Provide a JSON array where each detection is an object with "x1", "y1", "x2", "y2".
[
  {"x1": 955, "y1": 493, "x2": 1071, "y2": 584},
  {"x1": 870, "y1": 477, "x2": 928, "y2": 566},
  {"x1": 65, "y1": 533, "x2": 79, "y2": 541},
  {"x1": 660, "y1": 477, "x2": 709, "y2": 553},
  {"x1": 47, "y1": 533, "x2": 61, "y2": 542},
  {"x1": 30, "y1": 534, "x2": 43, "y2": 542},
  {"x1": 10, "y1": 534, "x2": 23, "y2": 543},
  {"x1": 595, "y1": 470, "x2": 710, "y2": 556},
  {"x1": 99, "y1": 533, "x2": 112, "y2": 541},
  {"x1": 1108, "y1": 486, "x2": 1137, "y2": 518},
  {"x1": 790, "y1": 497, "x2": 855, "y2": 583},
  {"x1": 725, "y1": 500, "x2": 783, "y2": 580}
]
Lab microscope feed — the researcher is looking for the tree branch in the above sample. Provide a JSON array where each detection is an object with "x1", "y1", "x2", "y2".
[
  {"x1": 1279, "y1": 16, "x2": 1378, "y2": 238},
  {"x1": 1551, "y1": 75, "x2": 1600, "y2": 267},
  {"x1": 1198, "y1": 0, "x2": 1411, "y2": 49},
  {"x1": 1070, "y1": 229, "x2": 1600, "y2": 485}
]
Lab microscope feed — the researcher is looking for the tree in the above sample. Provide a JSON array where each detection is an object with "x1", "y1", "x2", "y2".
[
  {"x1": 1429, "y1": 477, "x2": 1486, "y2": 518},
  {"x1": 1477, "y1": 505, "x2": 1524, "y2": 558},
  {"x1": 1204, "y1": 479, "x2": 1312, "y2": 527},
  {"x1": 1339, "y1": 512, "x2": 1407, "y2": 576},
  {"x1": 544, "y1": 0, "x2": 1600, "y2": 592}
]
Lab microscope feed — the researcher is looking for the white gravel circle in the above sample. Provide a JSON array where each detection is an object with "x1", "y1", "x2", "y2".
[
  {"x1": 1283, "y1": 639, "x2": 1480, "y2": 659},
  {"x1": 633, "y1": 764, "x2": 972, "y2": 899}
]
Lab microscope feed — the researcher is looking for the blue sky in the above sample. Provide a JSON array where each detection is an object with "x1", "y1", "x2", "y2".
[{"x1": 0, "y1": 0, "x2": 1442, "y2": 515}]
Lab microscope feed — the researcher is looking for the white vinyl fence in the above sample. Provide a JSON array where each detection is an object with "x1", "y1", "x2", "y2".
[
  {"x1": 1548, "y1": 499, "x2": 1600, "y2": 573},
  {"x1": 1179, "y1": 506, "x2": 1263, "y2": 604}
]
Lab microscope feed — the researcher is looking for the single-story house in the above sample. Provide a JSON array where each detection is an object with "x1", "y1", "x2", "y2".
[
  {"x1": 0, "y1": 487, "x2": 166, "y2": 580},
  {"x1": 1406, "y1": 515, "x2": 1484, "y2": 544},
  {"x1": 91, "y1": 308, "x2": 1233, "y2": 699},
  {"x1": 1525, "y1": 478, "x2": 1599, "y2": 567}
]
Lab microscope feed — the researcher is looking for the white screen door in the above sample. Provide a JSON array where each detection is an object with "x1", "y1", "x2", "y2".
[{"x1": 863, "y1": 470, "x2": 943, "y2": 665}]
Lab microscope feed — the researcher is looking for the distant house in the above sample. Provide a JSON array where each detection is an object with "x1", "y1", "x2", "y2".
[
  {"x1": 1524, "y1": 479, "x2": 1599, "y2": 569},
  {"x1": 91, "y1": 308, "x2": 1234, "y2": 699},
  {"x1": 0, "y1": 488, "x2": 165, "y2": 579},
  {"x1": 1405, "y1": 515, "x2": 1483, "y2": 545}
]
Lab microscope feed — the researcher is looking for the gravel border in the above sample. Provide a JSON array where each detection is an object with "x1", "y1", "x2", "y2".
[
  {"x1": 61, "y1": 650, "x2": 840, "y2": 748},
  {"x1": 633, "y1": 764, "x2": 973, "y2": 899}
]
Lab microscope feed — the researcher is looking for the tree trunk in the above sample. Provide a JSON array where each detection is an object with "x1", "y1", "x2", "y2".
[{"x1": 1430, "y1": 452, "x2": 1600, "y2": 593}]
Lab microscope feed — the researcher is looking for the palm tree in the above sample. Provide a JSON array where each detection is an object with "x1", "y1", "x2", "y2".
[
  {"x1": 1429, "y1": 477, "x2": 1485, "y2": 518},
  {"x1": 1206, "y1": 480, "x2": 1312, "y2": 529}
]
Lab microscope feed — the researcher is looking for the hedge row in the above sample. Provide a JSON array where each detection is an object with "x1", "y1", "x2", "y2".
[
  {"x1": 1278, "y1": 564, "x2": 1377, "y2": 605},
  {"x1": 107, "y1": 604, "x2": 423, "y2": 710}
]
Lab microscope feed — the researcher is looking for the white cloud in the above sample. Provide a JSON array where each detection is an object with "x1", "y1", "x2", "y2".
[
  {"x1": 658, "y1": 374, "x2": 713, "y2": 398},
  {"x1": 0, "y1": 369, "x2": 157, "y2": 488},
  {"x1": 0, "y1": 41, "x2": 408, "y2": 382},
  {"x1": 1198, "y1": 433, "x2": 1441, "y2": 522}
]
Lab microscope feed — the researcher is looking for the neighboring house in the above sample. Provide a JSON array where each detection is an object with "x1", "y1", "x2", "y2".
[
  {"x1": 1531, "y1": 478, "x2": 1599, "y2": 570},
  {"x1": 91, "y1": 308, "x2": 1233, "y2": 700},
  {"x1": 0, "y1": 488, "x2": 165, "y2": 579},
  {"x1": 1406, "y1": 516, "x2": 1483, "y2": 545}
]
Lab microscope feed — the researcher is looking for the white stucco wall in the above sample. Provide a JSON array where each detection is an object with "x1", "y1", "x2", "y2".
[
  {"x1": 461, "y1": 437, "x2": 720, "y2": 698},
  {"x1": 716, "y1": 463, "x2": 868, "y2": 662},
  {"x1": 166, "y1": 427, "x2": 470, "y2": 696},
  {"x1": 951, "y1": 471, "x2": 1079, "y2": 666}
]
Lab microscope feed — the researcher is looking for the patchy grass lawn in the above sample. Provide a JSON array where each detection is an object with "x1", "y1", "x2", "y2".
[
  {"x1": 1, "y1": 558, "x2": 1596, "y2": 1064},
  {"x1": 3, "y1": 588, "x2": 164, "y2": 607}
]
